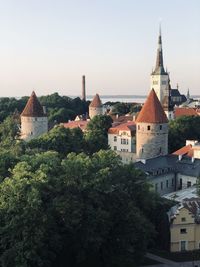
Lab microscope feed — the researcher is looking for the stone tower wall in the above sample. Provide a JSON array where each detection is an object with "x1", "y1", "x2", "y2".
[
  {"x1": 136, "y1": 122, "x2": 168, "y2": 160},
  {"x1": 89, "y1": 106, "x2": 103, "y2": 119},
  {"x1": 21, "y1": 116, "x2": 48, "y2": 141}
]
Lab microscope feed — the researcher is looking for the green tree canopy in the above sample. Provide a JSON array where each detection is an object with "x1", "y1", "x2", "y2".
[
  {"x1": 168, "y1": 116, "x2": 200, "y2": 152},
  {"x1": 0, "y1": 150, "x2": 155, "y2": 267}
]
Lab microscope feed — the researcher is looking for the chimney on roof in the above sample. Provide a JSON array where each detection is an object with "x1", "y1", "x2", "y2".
[{"x1": 82, "y1": 75, "x2": 86, "y2": 101}]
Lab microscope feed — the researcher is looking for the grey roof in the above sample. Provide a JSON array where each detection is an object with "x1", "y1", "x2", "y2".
[{"x1": 134, "y1": 155, "x2": 200, "y2": 178}]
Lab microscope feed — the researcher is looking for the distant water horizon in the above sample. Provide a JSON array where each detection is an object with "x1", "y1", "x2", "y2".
[{"x1": 71, "y1": 95, "x2": 200, "y2": 104}]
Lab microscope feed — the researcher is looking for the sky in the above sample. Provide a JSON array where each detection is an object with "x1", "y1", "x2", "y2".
[{"x1": 0, "y1": 0, "x2": 199, "y2": 97}]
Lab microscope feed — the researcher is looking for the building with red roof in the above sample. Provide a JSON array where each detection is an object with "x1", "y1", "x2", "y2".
[
  {"x1": 174, "y1": 107, "x2": 199, "y2": 118},
  {"x1": 136, "y1": 89, "x2": 168, "y2": 160},
  {"x1": 20, "y1": 91, "x2": 48, "y2": 141}
]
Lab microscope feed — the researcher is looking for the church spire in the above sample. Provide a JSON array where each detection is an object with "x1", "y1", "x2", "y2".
[{"x1": 152, "y1": 25, "x2": 167, "y2": 75}]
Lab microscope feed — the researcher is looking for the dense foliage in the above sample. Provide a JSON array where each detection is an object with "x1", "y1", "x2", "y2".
[
  {"x1": 0, "y1": 103, "x2": 172, "y2": 267},
  {"x1": 0, "y1": 93, "x2": 89, "y2": 124},
  {"x1": 168, "y1": 116, "x2": 200, "y2": 153},
  {"x1": 110, "y1": 102, "x2": 142, "y2": 115},
  {"x1": 0, "y1": 150, "x2": 157, "y2": 267}
]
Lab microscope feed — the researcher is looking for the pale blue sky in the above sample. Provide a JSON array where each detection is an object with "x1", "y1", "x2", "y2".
[{"x1": 0, "y1": 0, "x2": 199, "y2": 97}]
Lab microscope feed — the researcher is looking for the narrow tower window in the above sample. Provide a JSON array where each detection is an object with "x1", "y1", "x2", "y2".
[
  {"x1": 160, "y1": 125, "x2": 162, "y2": 130},
  {"x1": 147, "y1": 125, "x2": 151, "y2": 131}
]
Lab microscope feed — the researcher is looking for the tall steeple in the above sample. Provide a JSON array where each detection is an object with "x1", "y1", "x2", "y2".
[
  {"x1": 150, "y1": 26, "x2": 174, "y2": 120},
  {"x1": 152, "y1": 25, "x2": 167, "y2": 75}
]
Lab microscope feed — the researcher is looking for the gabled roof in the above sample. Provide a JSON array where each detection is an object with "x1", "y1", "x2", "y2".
[
  {"x1": 61, "y1": 120, "x2": 88, "y2": 132},
  {"x1": 136, "y1": 89, "x2": 168, "y2": 123},
  {"x1": 108, "y1": 121, "x2": 136, "y2": 135},
  {"x1": 89, "y1": 94, "x2": 102, "y2": 108},
  {"x1": 21, "y1": 91, "x2": 46, "y2": 117},
  {"x1": 172, "y1": 145, "x2": 194, "y2": 158},
  {"x1": 174, "y1": 107, "x2": 199, "y2": 118}
]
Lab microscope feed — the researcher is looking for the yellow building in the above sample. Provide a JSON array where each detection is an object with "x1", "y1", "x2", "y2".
[{"x1": 168, "y1": 198, "x2": 200, "y2": 252}]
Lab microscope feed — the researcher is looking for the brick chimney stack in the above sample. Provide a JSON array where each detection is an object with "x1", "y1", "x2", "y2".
[{"x1": 82, "y1": 75, "x2": 86, "y2": 101}]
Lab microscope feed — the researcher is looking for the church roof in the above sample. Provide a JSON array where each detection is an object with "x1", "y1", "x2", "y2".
[
  {"x1": 89, "y1": 94, "x2": 102, "y2": 107},
  {"x1": 152, "y1": 28, "x2": 168, "y2": 75},
  {"x1": 21, "y1": 91, "x2": 46, "y2": 117},
  {"x1": 136, "y1": 89, "x2": 168, "y2": 123}
]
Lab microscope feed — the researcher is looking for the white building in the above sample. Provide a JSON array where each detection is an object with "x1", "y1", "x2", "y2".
[
  {"x1": 108, "y1": 121, "x2": 137, "y2": 163},
  {"x1": 20, "y1": 91, "x2": 48, "y2": 141}
]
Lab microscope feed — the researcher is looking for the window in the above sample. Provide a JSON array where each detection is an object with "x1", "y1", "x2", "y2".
[
  {"x1": 141, "y1": 148, "x2": 144, "y2": 154},
  {"x1": 114, "y1": 146, "x2": 117, "y2": 151},
  {"x1": 181, "y1": 218, "x2": 186, "y2": 222},
  {"x1": 161, "y1": 182, "x2": 163, "y2": 190},
  {"x1": 166, "y1": 180, "x2": 168, "y2": 188},
  {"x1": 180, "y1": 241, "x2": 187, "y2": 251},
  {"x1": 147, "y1": 125, "x2": 151, "y2": 131},
  {"x1": 180, "y1": 228, "x2": 187, "y2": 234},
  {"x1": 155, "y1": 183, "x2": 158, "y2": 192},
  {"x1": 187, "y1": 181, "x2": 192, "y2": 188},
  {"x1": 138, "y1": 125, "x2": 140, "y2": 130},
  {"x1": 160, "y1": 125, "x2": 162, "y2": 130},
  {"x1": 114, "y1": 136, "x2": 117, "y2": 142},
  {"x1": 121, "y1": 139, "x2": 128, "y2": 145},
  {"x1": 159, "y1": 147, "x2": 162, "y2": 153}
]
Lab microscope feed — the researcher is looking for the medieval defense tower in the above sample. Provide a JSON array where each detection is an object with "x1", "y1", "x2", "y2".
[
  {"x1": 136, "y1": 89, "x2": 168, "y2": 160},
  {"x1": 150, "y1": 27, "x2": 174, "y2": 120},
  {"x1": 89, "y1": 93, "x2": 103, "y2": 119},
  {"x1": 20, "y1": 91, "x2": 48, "y2": 141}
]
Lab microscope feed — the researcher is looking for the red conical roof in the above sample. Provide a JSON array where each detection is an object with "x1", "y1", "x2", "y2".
[
  {"x1": 136, "y1": 89, "x2": 168, "y2": 123},
  {"x1": 89, "y1": 93, "x2": 102, "y2": 107},
  {"x1": 21, "y1": 91, "x2": 46, "y2": 117}
]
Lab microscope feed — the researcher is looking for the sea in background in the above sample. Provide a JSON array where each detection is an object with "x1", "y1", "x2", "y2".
[{"x1": 71, "y1": 95, "x2": 200, "y2": 104}]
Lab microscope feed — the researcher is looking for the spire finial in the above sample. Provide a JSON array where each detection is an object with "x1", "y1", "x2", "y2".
[{"x1": 159, "y1": 22, "x2": 162, "y2": 37}]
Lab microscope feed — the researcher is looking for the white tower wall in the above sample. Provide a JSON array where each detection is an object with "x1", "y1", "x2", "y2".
[
  {"x1": 136, "y1": 122, "x2": 168, "y2": 160},
  {"x1": 21, "y1": 116, "x2": 48, "y2": 141}
]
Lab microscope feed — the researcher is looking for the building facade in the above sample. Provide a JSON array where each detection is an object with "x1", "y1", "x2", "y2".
[
  {"x1": 20, "y1": 91, "x2": 48, "y2": 141},
  {"x1": 150, "y1": 28, "x2": 174, "y2": 120},
  {"x1": 136, "y1": 89, "x2": 168, "y2": 160},
  {"x1": 89, "y1": 93, "x2": 104, "y2": 119}
]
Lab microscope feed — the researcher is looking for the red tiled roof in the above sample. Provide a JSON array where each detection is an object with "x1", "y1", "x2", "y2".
[
  {"x1": 172, "y1": 144, "x2": 194, "y2": 157},
  {"x1": 174, "y1": 107, "x2": 199, "y2": 118},
  {"x1": 61, "y1": 120, "x2": 88, "y2": 131},
  {"x1": 136, "y1": 89, "x2": 168, "y2": 123},
  {"x1": 89, "y1": 94, "x2": 102, "y2": 107},
  {"x1": 21, "y1": 91, "x2": 45, "y2": 117},
  {"x1": 108, "y1": 121, "x2": 136, "y2": 134}
]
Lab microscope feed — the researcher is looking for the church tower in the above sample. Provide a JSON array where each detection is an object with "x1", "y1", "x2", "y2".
[
  {"x1": 89, "y1": 93, "x2": 103, "y2": 119},
  {"x1": 136, "y1": 89, "x2": 168, "y2": 160},
  {"x1": 150, "y1": 27, "x2": 173, "y2": 120},
  {"x1": 20, "y1": 91, "x2": 48, "y2": 141}
]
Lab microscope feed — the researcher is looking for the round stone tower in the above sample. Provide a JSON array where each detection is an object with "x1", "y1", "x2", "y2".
[
  {"x1": 20, "y1": 91, "x2": 48, "y2": 141},
  {"x1": 136, "y1": 89, "x2": 168, "y2": 160},
  {"x1": 89, "y1": 93, "x2": 103, "y2": 119}
]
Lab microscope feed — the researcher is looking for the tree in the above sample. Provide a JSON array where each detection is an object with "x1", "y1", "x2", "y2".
[
  {"x1": 0, "y1": 150, "x2": 155, "y2": 267},
  {"x1": 85, "y1": 115, "x2": 113, "y2": 154},
  {"x1": 168, "y1": 116, "x2": 200, "y2": 152},
  {"x1": 27, "y1": 126, "x2": 85, "y2": 155}
]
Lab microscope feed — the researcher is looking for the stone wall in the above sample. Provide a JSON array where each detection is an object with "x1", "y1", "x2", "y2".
[
  {"x1": 136, "y1": 122, "x2": 168, "y2": 160},
  {"x1": 21, "y1": 116, "x2": 48, "y2": 141}
]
